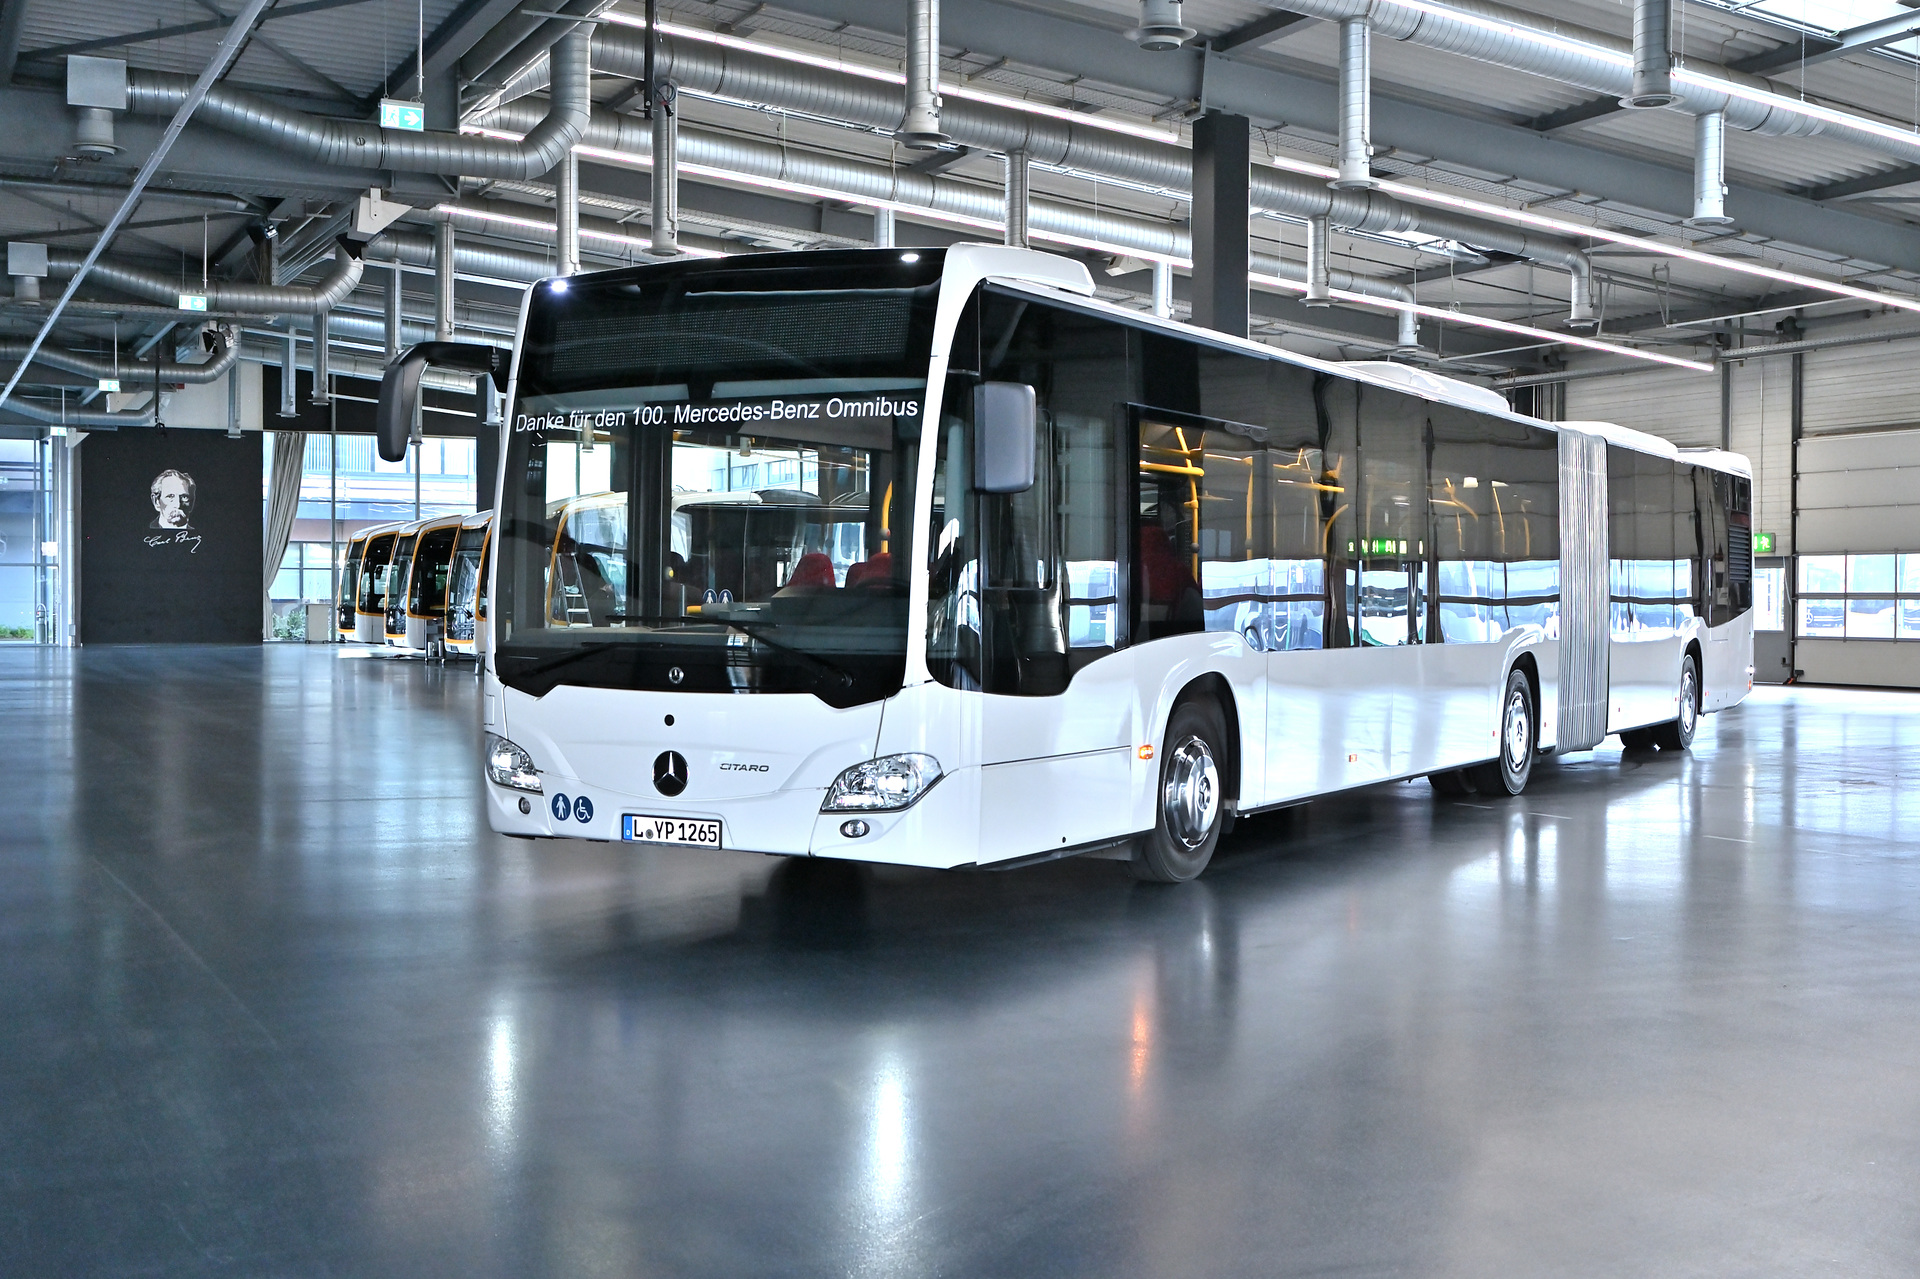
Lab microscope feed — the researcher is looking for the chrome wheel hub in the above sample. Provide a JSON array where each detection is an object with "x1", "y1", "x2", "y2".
[
  {"x1": 1161, "y1": 736, "x2": 1221, "y2": 851},
  {"x1": 1681, "y1": 669, "x2": 1698, "y2": 733},
  {"x1": 1504, "y1": 689, "x2": 1530, "y2": 770}
]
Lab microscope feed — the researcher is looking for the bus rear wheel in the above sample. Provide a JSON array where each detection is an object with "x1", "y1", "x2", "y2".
[
  {"x1": 1467, "y1": 668, "x2": 1536, "y2": 797},
  {"x1": 1132, "y1": 699, "x2": 1227, "y2": 884},
  {"x1": 1651, "y1": 654, "x2": 1700, "y2": 752}
]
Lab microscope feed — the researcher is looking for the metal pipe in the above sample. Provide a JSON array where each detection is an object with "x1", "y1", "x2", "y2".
[
  {"x1": 0, "y1": 394, "x2": 153, "y2": 427},
  {"x1": 279, "y1": 325, "x2": 297, "y2": 416},
  {"x1": 45, "y1": 242, "x2": 363, "y2": 314},
  {"x1": 1625, "y1": 0, "x2": 1677, "y2": 108},
  {"x1": 1004, "y1": 150, "x2": 1029, "y2": 249},
  {"x1": 1255, "y1": 0, "x2": 1920, "y2": 160},
  {"x1": 435, "y1": 220, "x2": 455, "y2": 340},
  {"x1": 483, "y1": 101, "x2": 1437, "y2": 335},
  {"x1": 899, "y1": 0, "x2": 947, "y2": 148},
  {"x1": 511, "y1": 34, "x2": 1598, "y2": 321},
  {"x1": 0, "y1": 326, "x2": 239, "y2": 385},
  {"x1": 1690, "y1": 111, "x2": 1732, "y2": 226},
  {"x1": 651, "y1": 82, "x2": 679, "y2": 254},
  {"x1": 555, "y1": 148, "x2": 580, "y2": 274},
  {"x1": 1333, "y1": 19, "x2": 1372, "y2": 189},
  {"x1": 1304, "y1": 216, "x2": 1332, "y2": 306},
  {"x1": 124, "y1": 28, "x2": 591, "y2": 180},
  {"x1": 384, "y1": 262, "x2": 402, "y2": 362},
  {"x1": 1152, "y1": 259, "x2": 1172, "y2": 318},
  {"x1": 310, "y1": 309, "x2": 329, "y2": 405}
]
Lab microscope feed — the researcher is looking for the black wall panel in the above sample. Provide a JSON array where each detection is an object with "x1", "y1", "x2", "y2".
[{"x1": 80, "y1": 429, "x2": 263, "y2": 643}]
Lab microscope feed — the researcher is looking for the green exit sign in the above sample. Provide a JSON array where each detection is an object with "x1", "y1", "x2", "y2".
[
  {"x1": 1754, "y1": 532, "x2": 1776, "y2": 555},
  {"x1": 379, "y1": 98, "x2": 425, "y2": 131}
]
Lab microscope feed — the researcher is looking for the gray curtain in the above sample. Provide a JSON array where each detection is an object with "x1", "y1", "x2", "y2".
[{"x1": 263, "y1": 430, "x2": 307, "y2": 635}]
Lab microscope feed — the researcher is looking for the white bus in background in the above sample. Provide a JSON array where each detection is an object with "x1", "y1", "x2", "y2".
[
  {"x1": 380, "y1": 244, "x2": 1754, "y2": 881},
  {"x1": 445, "y1": 511, "x2": 494, "y2": 661},
  {"x1": 338, "y1": 520, "x2": 405, "y2": 643}
]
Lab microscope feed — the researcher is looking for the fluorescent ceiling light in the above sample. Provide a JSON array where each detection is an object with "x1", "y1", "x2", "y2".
[{"x1": 601, "y1": 12, "x2": 1182, "y2": 143}]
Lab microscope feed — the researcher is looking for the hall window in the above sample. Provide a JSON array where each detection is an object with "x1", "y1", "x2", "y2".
[{"x1": 1796, "y1": 554, "x2": 1920, "y2": 639}]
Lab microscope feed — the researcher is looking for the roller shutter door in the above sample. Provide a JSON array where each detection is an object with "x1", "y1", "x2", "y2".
[{"x1": 1565, "y1": 367, "x2": 1719, "y2": 447}]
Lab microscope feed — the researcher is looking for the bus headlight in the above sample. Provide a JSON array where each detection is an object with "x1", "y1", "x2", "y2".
[
  {"x1": 485, "y1": 734, "x2": 542, "y2": 793},
  {"x1": 822, "y1": 753, "x2": 942, "y2": 812}
]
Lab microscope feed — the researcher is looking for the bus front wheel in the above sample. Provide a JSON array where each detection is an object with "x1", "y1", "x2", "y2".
[
  {"x1": 1651, "y1": 654, "x2": 1700, "y2": 752},
  {"x1": 1467, "y1": 668, "x2": 1536, "y2": 797},
  {"x1": 1133, "y1": 699, "x2": 1228, "y2": 883}
]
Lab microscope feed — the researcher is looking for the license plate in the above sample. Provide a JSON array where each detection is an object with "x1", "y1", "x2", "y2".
[{"x1": 623, "y1": 814, "x2": 723, "y2": 847}]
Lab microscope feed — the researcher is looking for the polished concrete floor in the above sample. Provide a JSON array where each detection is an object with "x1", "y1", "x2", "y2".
[{"x1": 6, "y1": 646, "x2": 1920, "y2": 1277}]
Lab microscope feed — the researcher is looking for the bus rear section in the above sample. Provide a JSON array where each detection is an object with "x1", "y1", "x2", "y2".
[{"x1": 472, "y1": 245, "x2": 1752, "y2": 881}]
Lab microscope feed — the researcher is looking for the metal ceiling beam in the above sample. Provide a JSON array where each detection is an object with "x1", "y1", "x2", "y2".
[
  {"x1": 24, "y1": 0, "x2": 378, "y2": 62},
  {"x1": 1805, "y1": 165, "x2": 1920, "y2": 202},
  {"x1": 765, "y1": 0, "x2": 1920, "y2": 274},
  {"x1": 1209, "y1": 12, "x2": 1314, "y2": 52},
  {"x1": 0, "y1": 0, "x2": 27, "y2": 84},
  {"x1": 383, "y1": 0, "x2": 527, "y2": 97}
]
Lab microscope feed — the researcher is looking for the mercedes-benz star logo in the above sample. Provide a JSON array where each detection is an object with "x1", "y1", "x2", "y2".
[
  {"x1": 653, "y1": 750, "x2": 689, "y2": 796},
  {"x1": 667, "y1": 666, "x2": 685, "y2": 685}
]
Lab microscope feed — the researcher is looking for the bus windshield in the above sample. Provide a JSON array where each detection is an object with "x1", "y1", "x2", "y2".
[{"x1": 494, "y1": 250, "x2": 943, "y2": 705}]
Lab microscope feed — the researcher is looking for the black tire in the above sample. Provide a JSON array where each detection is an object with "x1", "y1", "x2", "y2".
[
  {"x1": 1651, "y1": 654, "x2": 1700, "y2": 751},
  {"x1": 1132, "y1": 699, "x2": 1229, "y2": 883},
  {"x1": 1429, "y1": 769, "x2": 1476, "y2": 797},
  {"x1": 1467, "y1": 667, "x2": 1536, "y2": 796},
  {"x1": 1618, "y1": 727, "x2": 1657, "y2": 751}
]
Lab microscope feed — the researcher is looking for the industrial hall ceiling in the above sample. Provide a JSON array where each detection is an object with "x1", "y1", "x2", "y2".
[{"x1": 6, "y1": 0, "x2": 1920, "y2": 420}]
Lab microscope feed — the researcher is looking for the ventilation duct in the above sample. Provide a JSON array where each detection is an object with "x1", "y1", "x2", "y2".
[
  {"x1": 1624, "y1": 0, "x2": 1677, "y2": 109},
  {"x1": 555, "y1": 149, "x2": 580, "y2": 276},
  {"x1": 44, "y1": 242, "x2": 364, "y2": 315},
  {"x1": 484, "y1": 79, "x2": 1599, "y2": 326},
  {"x1": 0, "y1": 325, "x2": 239, "y2": 386},
  {"x1": 1004, "y1": 150, "x2": 1030, "y2": 249},
  {"x1": 1333, "y1": 19, "x2": 1373, "y2": 189},
  {"x1": 1255, "y1": 0, "x2": 1920, "y2": 168},
  {"x1": 435, "y1": 221, "x2": 456, "y2": 341},
  {"x1": 1129, "y1": 0, "x2": 1197, "y2": 50},
  {"x1": 481, "y1": 102, "x2": 1431, "y2": 352},
  {"x1": 311, "y1": 311, "x2": 330, "y2": 404},
  {"x1": 899, "y1": 0, "x2": 947, "y2": 148},
  {"x1": 122, "y1": 29, "x2": 589, "y2": 180},
  {"x1": 652, "y1": 82, "x2": 680, "y2": 254},
  {"x1": 0, "y1": 395, "x2": 154, "y2": 428},
  {"x1": 1304, "y1": 216, "x2": 1332, "y2": 305},
  {"x1": 1690, "y1": 111, "x2": 1732, "y2": 226}
]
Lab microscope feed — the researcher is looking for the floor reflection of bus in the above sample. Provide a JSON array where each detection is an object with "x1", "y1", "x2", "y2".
[
  {"x1": 446, "y1": 510, "x2": 493, "y2": 660},
  {"x1": 340, "y1": 522, "x2": 403, "y2": 643},
  {"x1": 386, "y1": 513, "x2": 467, "y2": 653}
]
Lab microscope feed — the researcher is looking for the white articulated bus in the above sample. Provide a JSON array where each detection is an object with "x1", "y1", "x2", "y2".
[{"x1": 400, "y1": 244, "x2": 1752, "y2": 881}]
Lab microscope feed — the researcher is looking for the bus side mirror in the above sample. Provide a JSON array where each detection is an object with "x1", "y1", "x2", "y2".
[
  {"x1": 974, "y1": 381, "x2": 1036, "y2": 494},
  {"x1": 376, "y1": 341, "x2": 509, "y2": 463}
]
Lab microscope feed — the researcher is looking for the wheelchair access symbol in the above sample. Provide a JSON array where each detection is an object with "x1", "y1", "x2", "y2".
[{"x1": 550, "y1": 792, "x2": 594, "y2": 824}]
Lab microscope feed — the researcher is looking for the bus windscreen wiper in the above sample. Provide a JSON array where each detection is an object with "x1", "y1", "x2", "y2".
[
  {"x1": 722, "y1": 619, "x2": 856, "y2": 690},
  {"x1": 514, "y1": 640, "x2": 635, "y2": 677}
]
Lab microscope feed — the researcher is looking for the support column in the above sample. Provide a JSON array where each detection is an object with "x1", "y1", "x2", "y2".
[
  {"x1": 434, "y1": 220, "x2": 455, "y2": 341},
  {"x1": 651, "y1": 82, "x2": 679, "y2": 255},
  {"x1": 555, "y1": 148, "x2": 580, "y2": 276},
  {"x1": 475, "y1": 379, "x2": 498, "y2": 512},
  {"x1": 53, "y1": 435, "x2": 78, "y2": 647},
  {"x1": 1003, "y1": 150, "x2": 1029, "y2": 249},
  {"x1": 1151, "y1": 259, "x2": 1172, "y2": 319},
  {"x1": 1190, "y1": 111, "x2": 1250, "y2": 339}
]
